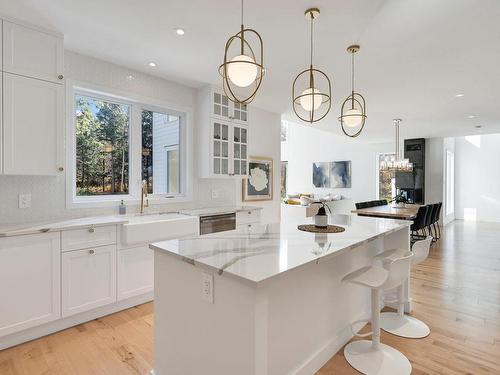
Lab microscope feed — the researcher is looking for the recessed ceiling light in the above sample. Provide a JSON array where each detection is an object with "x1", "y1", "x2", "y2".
[
  {"x1": 174, "y1": 28, "x2": 185, "y2": 36},
  {"x1": 467, "y1": 115, "x2": 476, "y2": 119},
  {"x1": 148, "y1": 62, "x2": 157, "y2": 67},
  {"x1": 126, "y1": 74, "x2": 135, "y2": 81},
  {"x1": 455, "y1": 93, "x2": 465, "y2": 97}
]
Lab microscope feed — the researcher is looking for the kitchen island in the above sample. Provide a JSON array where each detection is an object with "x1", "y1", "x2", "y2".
[{"x1": 150, "y1": 215, "x2": 411, "y2": 375}]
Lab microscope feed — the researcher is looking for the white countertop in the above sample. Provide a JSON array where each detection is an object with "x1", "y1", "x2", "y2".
[
  {"x1": 150, "y1": 215, "x2": 411, "y2": 284},
  {"x1": 180, "y1": 206, "x2": 262, "y2": 217},
  {"x1": 0, "y1": 216, "x2": 130, "y2": 237}
]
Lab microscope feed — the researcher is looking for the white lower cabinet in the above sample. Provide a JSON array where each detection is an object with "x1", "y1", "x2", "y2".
[
  {"x1": 62, "y1": 244, "x2": 117, "y2": 317},
  {"x1": 117, "y1": 245, "x2": 154, "y2": 301},
  {"x1": 0, "y1": 232, "x2": 60, "y2": 337}
]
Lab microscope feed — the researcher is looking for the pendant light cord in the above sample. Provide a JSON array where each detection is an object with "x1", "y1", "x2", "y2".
[
  {"x1": 351, "y1": 50, "x2": 355, "y2": 92},
  {"x1": 310, "y1": 12, "x2": 314, "y2": 66},
  {"x1": 241, "y1": 0, "x2": 244, "y2": 25}
]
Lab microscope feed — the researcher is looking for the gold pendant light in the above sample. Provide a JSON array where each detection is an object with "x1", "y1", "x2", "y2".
[
  {"x1": 339, "y1": 45, "x2": 366, "y2": 137},
  {"x1": 292, "y1": 8, "x2": 332, "y2": 124},
  {"x1": 218, "y1": 0, "x2": 265, "y2": 105}
]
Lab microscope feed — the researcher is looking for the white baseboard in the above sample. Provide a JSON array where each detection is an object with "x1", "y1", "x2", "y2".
[{"x1": 0, "y1": 292, "x2": 153, "y2": 350}]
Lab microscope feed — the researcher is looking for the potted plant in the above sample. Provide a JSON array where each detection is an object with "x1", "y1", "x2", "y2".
[{"x1": 392, "y1": 193, "x2": 408, "y2": 208}]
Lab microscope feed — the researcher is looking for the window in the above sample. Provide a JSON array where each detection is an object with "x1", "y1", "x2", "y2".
[
  {"x1": 75, "y1": 95, "x2": 130, "y2": 196},
  {"x1": 142, "y1": 109, "x2": 181, "y2": 195},
  {"x1": 281, "y1": 121, "x2": 289, "y2": 142},
  {"x1": 445, "y1": 150, "x2": 455, "y2": 216},
  {"x1": 280, "y1": 161, "x2": 288, "y2": 199},
  {"x1": 377, "y1": 153, "x2": 396, "y2": 201},
  {"x1": 69, "y1": 86, "x2": 188, "y2": 206}
]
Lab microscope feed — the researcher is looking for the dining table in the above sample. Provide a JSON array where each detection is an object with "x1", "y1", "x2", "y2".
[{"x1": 351, "y1": 204, "x2": 420, "y2": 220}]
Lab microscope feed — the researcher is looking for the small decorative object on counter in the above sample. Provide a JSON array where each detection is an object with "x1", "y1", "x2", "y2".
[
  {"x1": 392, "y1": 193, "x2": 408, "y2": 208},
  {"x1": 314, "y1": 202, "x2": 331, "y2": 228},
  {"x1": 119, "y1": 200, "x2": 126, "y2": 215}
]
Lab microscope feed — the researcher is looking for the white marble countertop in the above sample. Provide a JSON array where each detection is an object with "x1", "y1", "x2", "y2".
[
  {"x1": 0, "y1": 216, "x2": 130, "y2": 237},
  {"x1": 180, "y1": 206, "x2": 262, "y2": 217},
  {"x1": 150, "y1": 215, "x2": 411, "y2": 284}
]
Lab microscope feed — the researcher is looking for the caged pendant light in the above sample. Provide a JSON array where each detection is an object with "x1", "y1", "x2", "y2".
[
  {"x1": 292, "y1": 8, "x2": 332, "y2": 123},
  {"x1": 339, "y1": 45, "x2": 366, "y2": 137},
  {"x1": 218, "y1": 0, "x2": 265, "y2": 105}
]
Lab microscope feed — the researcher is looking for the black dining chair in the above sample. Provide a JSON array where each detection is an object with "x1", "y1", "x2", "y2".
[
  {"x1": 434, "y1": 202, "x2": 443, "y2": 239},
  {"x1": 411, "y1": 205, "x2": 430, "y2": 241},
  {"x1": 427, "y1": 204, "x2": 439, "y2": 241}
]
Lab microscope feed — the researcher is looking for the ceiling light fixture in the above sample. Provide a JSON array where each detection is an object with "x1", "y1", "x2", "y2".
[
  {"x1": 174, "y1": 28, "x2": 185, "y2": 36},
  {"x1": 467, "y1": 115, "x2": 475, "y2": 119},
  {"x1": 380, "y1": 119, "x2": 413, "y2": 173},
  {"x1": 292, "y1": 8, "x2": 332, "y2": 123},
  {"x1": 455, "y1": 93, "x2": 465, "y2": 98},
  {"x1": 339, "y1": 45, "x2": 366, "y2": 137},
  {"x1": 218, "y1": 0, "x2": 264, "y2": 104},
  {"x1": 148, "y1": 62, "x2": 157, "y2": 67}
]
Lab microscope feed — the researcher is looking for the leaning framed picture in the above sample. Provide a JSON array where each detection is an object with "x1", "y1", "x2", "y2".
[{"x1": 243, "y1": 157, "x2": 273, "y2": 201}]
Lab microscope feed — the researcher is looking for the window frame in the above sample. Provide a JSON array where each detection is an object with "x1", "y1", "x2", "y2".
[{"x1": 66, "y1": 81, "x2": 192, "y2": 208}]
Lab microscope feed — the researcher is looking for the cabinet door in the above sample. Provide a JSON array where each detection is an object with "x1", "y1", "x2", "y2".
[
  {"x1": 212, "y1": 91, "x2": 231, "y2": 120},
  {"x1": 117, "y1": 246, "x2": 154, "y2": 301},
  {"x1": 232, "y1": 125, "x2": 248, "y2": 176},
  {"x1": 3, "y1": 21, "x2": 64, "y2": 84},
  {"x1": 211, "y1": 120, "x2": 231, "y2": 177},
  {"x1": 231, "y1": 102, "x2": 248, "y2": 124},
  {"x1": 0, "y1": 233, "x2": 60, "y2": 337},
  {"x1": 3, "y1": 73, "x2": 63, "y2": 175},
  {"x1": 62, "y1": 245, "x2": 117, "y2": 317}
]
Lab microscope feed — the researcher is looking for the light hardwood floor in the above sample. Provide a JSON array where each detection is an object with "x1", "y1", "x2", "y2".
[{"x1": 1, "y1": 220, "x2": 499, "y2": 374}]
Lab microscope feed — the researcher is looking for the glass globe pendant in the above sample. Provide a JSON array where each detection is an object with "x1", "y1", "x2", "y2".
[
  {"x1": 292, "y1": 8, "x2": 332, "y2": 124},
  {"x1": 339, "y1": 45, "x2": 367, "y2": 137},
  {"x1": 219, "y1": 0, "x2": 265, "y2": 104}
]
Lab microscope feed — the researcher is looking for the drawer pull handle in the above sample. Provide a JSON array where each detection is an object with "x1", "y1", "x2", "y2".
[
  {"x1": 88, "y1": 227, "x2": 95, "y2": 233},
  {"x1": 58, "y1": 74, "x2": 64, "y2": 80},
  {"x1": 248, "y1": 211, "x2": 252, "y2": 214},
  {"x1": 89, "y1": 249, "x2": 95, "y2": 255}
]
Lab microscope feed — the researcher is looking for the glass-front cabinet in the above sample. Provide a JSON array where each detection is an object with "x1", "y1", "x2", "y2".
[
  {"x1": 211, "y1": 120, "x2": 248, "y2": 177},
  {"x1": 212, "y1": 91, "x2": 248, "y2": 124}
]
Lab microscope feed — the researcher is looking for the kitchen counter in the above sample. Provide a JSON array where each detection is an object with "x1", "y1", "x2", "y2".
[
  {"x1": 150, "y1": 215, "x2": 412, "y2": 375},
  {"x1": 151, "y1": 215, "x2": 410, "y2": 284},
  {"x1": 0, "y1": 215, "x2": 129, "y2": 237},
  {"x1": 180, "y1": 205, "x2": 262, "y2": 217}
]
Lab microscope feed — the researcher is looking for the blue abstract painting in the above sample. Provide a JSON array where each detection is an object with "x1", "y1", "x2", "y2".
[
  {"x1": 330, "y1": 161, "x2": 352, "y2": 188},
  {"x1": 312, "y1": 162, "x2": 330, "y2": 188}
]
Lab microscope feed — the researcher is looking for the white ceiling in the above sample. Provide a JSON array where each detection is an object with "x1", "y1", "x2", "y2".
[{"x1": 1, "y1": 0, "x2": 500, "y2": 142}]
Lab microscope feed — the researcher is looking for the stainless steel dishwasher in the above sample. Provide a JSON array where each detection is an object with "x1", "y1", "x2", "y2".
[{"x1": 199, "y1": 212, "x2": 236, "y2": 235}]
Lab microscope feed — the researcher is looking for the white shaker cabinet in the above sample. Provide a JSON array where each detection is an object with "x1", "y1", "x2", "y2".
[
  {"x1": 62, "y1": 245, "x2": 117, "y2": 317},
  {"x1": 117, "y1": 245, "x2": 154, "y2": 301},
  {"x1": 0, "y1": 233, "x2": 61, "y2": 337},
  {"x1": 2, "y1": 20, "x2": 64, "y2": 84},
  {"x1": 2, "y1": 73, "x2": 64, "y2": 175}
]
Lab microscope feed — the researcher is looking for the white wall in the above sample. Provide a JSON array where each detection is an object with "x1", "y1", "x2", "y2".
[
  {"x1": 0, "y1": 51, "x2": 281, "y2": 225},
  {"x1": 285, "y1": 122, "x2": 392, "y2": 203},
  {"x1": 235, "y1": 107, "x2": 282, "y2": 224},
  {"x1": 455, "y1": 134, "x2": 500, "y2": 223}
]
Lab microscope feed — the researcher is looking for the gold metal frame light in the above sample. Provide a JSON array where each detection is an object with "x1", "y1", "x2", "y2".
[
  {"x1": 339, "y1": 45, "x2": 367, "y2": 137},
  {"x1": 218, "y1": 0, "x2": 265, "y2": 105},
  {"x1": 292, "y1": 8, "x2": 332, "y2": 124}
]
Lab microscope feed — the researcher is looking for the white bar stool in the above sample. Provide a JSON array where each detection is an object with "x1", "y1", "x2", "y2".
[
  {"x1": 342, "y1": 252, "x2": 413, "y2": 375},
  {"x1": 374, "y1": 236, "x2": 432, "y2": 339}
]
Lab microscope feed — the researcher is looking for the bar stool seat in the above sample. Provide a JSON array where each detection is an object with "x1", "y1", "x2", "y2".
[
  {"x1": 374, "y1": 237, "x2": 432, "y2": 339},
  {"x1": 342, "y1": 253, "x2": 413, "y2": 375}
]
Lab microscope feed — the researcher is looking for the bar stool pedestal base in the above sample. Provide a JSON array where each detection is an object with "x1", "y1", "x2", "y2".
[
  {"x1": 380, "y1": 312, "x2": 430, "y2": 338},
  {"x1": 344, "y1": 340, "x2": 411, "y2": 375}
]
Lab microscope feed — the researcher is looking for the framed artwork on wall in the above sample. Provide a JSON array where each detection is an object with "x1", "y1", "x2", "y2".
[
  {"x1": 243, "y1": 157, "x2": 273, "y2": 201},
  {"x1": 311, "y1": 160, "x2": 352, "y2": 188}
]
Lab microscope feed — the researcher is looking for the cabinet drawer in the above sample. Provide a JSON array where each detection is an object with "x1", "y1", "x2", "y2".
[
  {"x1": 62, "y1": 244, "x2": 117, "y2": 317},
  {"x1": 236, "y1": 210, "x2": 261, "y2": 224},
  {"x1": 62, "y1": 225, "x2": 116, "y2": 252}
]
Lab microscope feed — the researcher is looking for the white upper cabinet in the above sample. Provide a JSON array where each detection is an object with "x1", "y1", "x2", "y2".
[
  {"x1": 3, "y1": 20, "x2": 64, "y2": 84},
  {"x1": 211, "y1": 90, "x2": 248, "y2": 124},
  {"x1": 197, "y1": 86, "x2": 250, "y2": 178},
  {"x1": 0, "y1": 233, "x2": 61, "y2": 337},
  {"x1": 3, "y1": 73, "x2": 63, "y2": 175}
]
